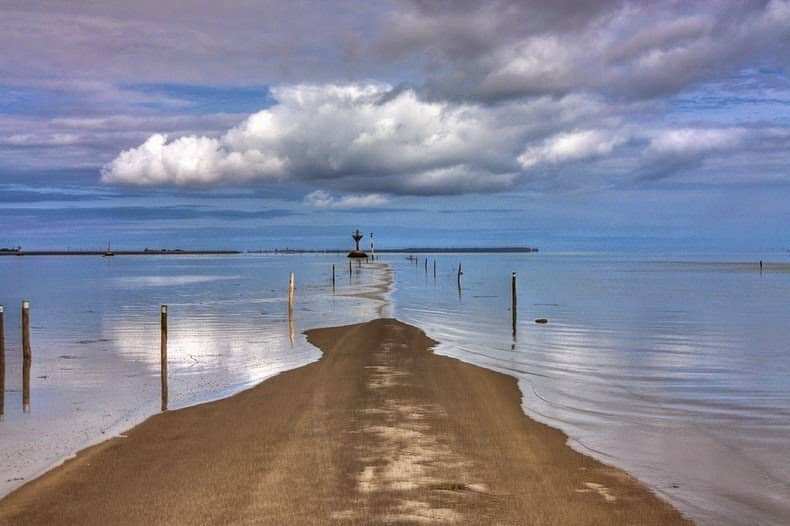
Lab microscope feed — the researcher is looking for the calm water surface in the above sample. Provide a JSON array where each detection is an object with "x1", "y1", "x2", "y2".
[
  {"x1": 392, "y1": 252, "x2": 790, "y2": 526},
  {"x1": 1, "y1": 252, "x2": 789, "y2": 525},
  {"x1": 0, "y1": 254, "x2": 390, "y2": 496}
]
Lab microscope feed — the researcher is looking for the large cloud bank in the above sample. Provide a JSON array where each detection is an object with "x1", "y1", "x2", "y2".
[
  {"x1": 93, "y1": 1, "x2": 790, "y2": 195},
  {"x1": 380, "y1": 0, "x2": 790, "y2": 101},
  {"x1": 102, "y1": 84, "x2": 524, "y2": 194},
  {"x1": 101, "y1": 82, "x2": 789, "y2": 194}
]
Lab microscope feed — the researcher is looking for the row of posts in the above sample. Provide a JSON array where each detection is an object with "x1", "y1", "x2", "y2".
[
  {"x1": 407, "y1": 256, "x2": 519, "y2": 336},
  {"x1": 0, "y1": 263, "x2": 520, "y2": 416},
  {"x1": 0, "y1": 269, "x2": 307, "y2": 415}
]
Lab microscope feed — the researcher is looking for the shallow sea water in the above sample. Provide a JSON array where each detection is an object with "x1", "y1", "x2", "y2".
[
  {"x1": 0, "y1": 254, "x2": 390, "y2": 496},
  {"x1": 1, "y1": 252, "x2": 789, "y2": 525},
  {"x1": 391, "y1": 252, "x2": 790, "y2": 526}
]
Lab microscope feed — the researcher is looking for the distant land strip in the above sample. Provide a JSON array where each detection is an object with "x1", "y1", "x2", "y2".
[
  {"x1": 1, "y1": 247, "x2": 538, "y2": 256},
  {"x1": 0, "y1": 249, "x2": 241, "y2": 256},
  {"x1": 265, "y1": 247, "x2": 539, "y2": 254}
]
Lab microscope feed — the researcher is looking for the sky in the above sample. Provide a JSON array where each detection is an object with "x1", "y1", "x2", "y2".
[{"x1": 1, "y1": 0, "x2": 789, "y2": 252}]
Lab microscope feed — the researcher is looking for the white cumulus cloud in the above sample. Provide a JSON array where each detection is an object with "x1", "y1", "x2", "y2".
[
  {"x1": 101, "y1": 83, "x2": 523, "y2": 194},
  {"x1": 99, "y1": 82, "x2": 789, "y2": 194}
]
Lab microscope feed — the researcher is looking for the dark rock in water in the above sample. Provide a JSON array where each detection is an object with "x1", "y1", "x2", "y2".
[
  {"x1": 347, "y1": 250, "x2": 368, "y2": 258},
  {"x1": 535, "y1": 318, "x2": 548, "y2": 324}
]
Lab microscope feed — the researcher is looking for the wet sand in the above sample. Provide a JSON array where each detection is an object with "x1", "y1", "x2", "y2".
[{"x1": 0, "y1": 318, "x2": 692, "y2": 525}]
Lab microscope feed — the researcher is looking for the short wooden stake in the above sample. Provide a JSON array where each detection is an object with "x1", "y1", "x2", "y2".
[
  {"x1": 456, "y1": 263, "x2": 463, "y2": 300},
  {"x1": 160, "y1": 305, "x2": 168, "y2": 412},
  {"x1": 22, "y1": 300, "x2": 31, "y2": 412},
  {"x1": 0, "y1": 305, "x2": 5, "y2": 416},
  {"x1": 288, "y1": 272, "x2": 295, "y2": 310},
  {"x1": 511, "y1": 272, "x2": 517, "y2": 337}
]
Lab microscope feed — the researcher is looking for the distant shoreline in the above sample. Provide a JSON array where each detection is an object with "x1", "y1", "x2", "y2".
[
  {"x1": 0, "y1": 249, "x2": 241, "y2": 256},
  {"x1": 265, "y1": 246, "x2": 540, "y2": 254},
  {"x1": 1, "y1": 247, "x2": 538, "y2": 256}
]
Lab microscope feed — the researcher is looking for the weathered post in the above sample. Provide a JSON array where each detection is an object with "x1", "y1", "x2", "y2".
[
  {"x1": 288, "y1": 274, "x2": 296, "y2": 345},
  {"x1": 0, "y1": 305, "x2": 4, "y2": 416},
  {"x1": 456, "y1": 263, "x2": 463, "y2": 301},
  {"x1": 332, "y1": 264, "x2": 336, "y2": 290},
  {"x1": 511, "y1": 272, "x2": 517, "y2": 337},
  {"x1": 289, "y1": 272, "x2": 295, "y2": 311},
  {"x1": 433, "y1": 260, "x2": 436, "y2": 279},
  {"x1": 22, "y1": 300, "x2": 31, "y2": 412},
  {"x1": 160, "y1": 304, "x2": 168, "y2": 412}
]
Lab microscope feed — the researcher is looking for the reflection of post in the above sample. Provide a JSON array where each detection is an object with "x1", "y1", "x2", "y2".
[
  {"x1": 160, "y1": 305, "x2": 168, "y2": 412},
  {"x1": 0, "y1": 305, "x2": 4, "y2": 417},
  {"x1": 22, "y1": 300, "x2": 31, "y2": 413},
  {"x1": 511, "y1": 272, "x2": 517, "y2": 338},
  {"x1": 289, "y1": 311, "x2": 295, "y2": 347}
]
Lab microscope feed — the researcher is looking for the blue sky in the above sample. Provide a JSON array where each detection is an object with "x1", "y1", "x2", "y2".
[{"x1": 1, "y1": 1, "x2": 789, "y2": 252}]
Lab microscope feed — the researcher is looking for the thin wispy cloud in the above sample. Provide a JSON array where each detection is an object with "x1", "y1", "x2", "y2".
[{"x1": 303, "y1": 190, "x2": 389, "y2": 209}]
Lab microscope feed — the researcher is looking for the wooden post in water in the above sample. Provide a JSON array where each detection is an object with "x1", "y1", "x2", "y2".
[
  {"x1": 22, "y1": 300, "x2": 31, "y2": 413},
  {"x1": 511, "y1": 272, "x2": 517, "y2": 338},
  {"x1": 349, "y1": 259, "x2": 352, "y2": 277},
  {"x1": 288, "y1": 272, "x2": 295, "y2": 311},
  {"x1": 424, "y1": 258, "x2": 427, "y2": 274},
  {"x1": 433, "y1": 260, "x2": 436, "y2": 279},
  {"x1": 332, "y1": 264, "x2": 336, "y2": 290},
  {"x1": 288, "y1": 273, "x2": 296, "y2": 346},
  {"x1": 160, "y1": 304, "x2": 168, "y2": 412},
  {"x1": 456, "y1": 263, "x2": 463, "y2": 300},
  {"x1": 0, "y1": 305, "x2": 4, "y2": 417}
]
